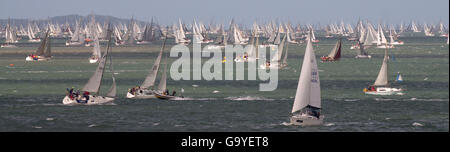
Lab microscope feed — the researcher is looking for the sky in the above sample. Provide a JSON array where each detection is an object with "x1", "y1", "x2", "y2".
[{"x1": 0, "y1": 0, "x2": 448, "y2": 25}]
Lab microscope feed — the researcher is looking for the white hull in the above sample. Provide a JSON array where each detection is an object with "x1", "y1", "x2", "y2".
[
  {"x1": 376, "y1": 45, "x2": 395, "y2": 49},
  {"x1": 65, "y1": 41, "x2": 82, "y2": 46},
  {"x1": 355, "y1": 55, "x2": 372, "y2": 59},
  {"x1": 25, "y1": 56, "x2": 51, "y2": 61},
  {"x1": 126, "y1": 89, "x2": 156, "y2": 99},
  {"x1": 364, "y1": 87, "x2": 404, "y2": 95},
  {"x1": 259, "y1": 63, "x2": 280, "y2": 70},
  {"x1": 89, "y1": 58, "x2": 99, "y2": 63},
  {"x1": 136, "y1": 41, "x2": 151, "y2": 45},
  {"x1": 206, "y1": 45, "x2": 224, "y2": 50},
  {"x1": 290, "y1": 114, "x2": 324, "y2": 126},
  {"x1": 1, "y1": 44, "x2": 17, "y2": 48},
  {"x1": 28, "y1": 39, "x2": 41, "y2": 43},
  {"x1": 62, "y1": 95, "x2": 114, "y2": 105},
  {"x1": 391, "y1": 41, "x2": 404, "y2": 45}
]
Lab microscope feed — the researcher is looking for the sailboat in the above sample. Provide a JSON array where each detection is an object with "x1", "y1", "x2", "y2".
[
  {"x1": 89, "y1": 32, "x2": 101, "y2": 63},
  {"x1": 65, "y1": 20, "x2": 84, "y2": 46},
  {"x1": 320, "y1": 37, "x2": 342, "y2": 62},
  {"x1": 126, "y1": 36, "x2": 167, "y2": 99},
  {"x1": 153, "y1": 47, "x2": 184, "y2": 100},
  {"x1": 63, "y1": 25, "x2": 116, "y2": 105},
  {"x1": 355, "y1": 41, "x2": 372, "y2": 59},
  {"x1": 259, "y1": 34, "x2": 287, "y2": 69},
  {"x1": 290, "y1": 30, "x2": 323, "y2": 126},
  {"x1": 363, "y1": 46, "x2": 403, "y2": 95},
  {"x1": 396, "y1": 72, "x2": 403, "y2": 82},
  {"x1": 1, "y1": 19, "x2": 18, "y2": 48},
  {"x1": 234, "y1": 30, "x2": 258, "y2": 62},
  {"x1": 376, "y1": 25, "x2": 394, "y2": 49},
  {"x1": 27, "y1": 24, "x2": 41, "y2": 42},
  {"x1": 25, "y1": 28, "x2": 52, "y2": 61}
]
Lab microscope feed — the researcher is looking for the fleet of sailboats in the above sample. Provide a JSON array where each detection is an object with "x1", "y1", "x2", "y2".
[{"x1": 4, "y1": 16, "x2": 450, "y2": 128}]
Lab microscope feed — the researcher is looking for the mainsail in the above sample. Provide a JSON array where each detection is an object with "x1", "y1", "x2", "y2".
[
  {"x1": 140, "y1": 36, "x2": 167, "y2": 88},
  {"x1": 36, "y1": 29, "x2": 51, "y2": 57},
  {"x1": 326, "y1": 37, "x2": 342, "y2": 59},
  {"x1": 373, "y1": 48, "x2": 389, "y2": 86},
  {"x1": 292, "y1": 31, "x2": 321, "y2": 113},
  {"x1": 157, "y1": 57, "x2": 168, "y2": 92},
  {"x1": 271, "y1": 34, "x2": 286, "y2": 62}
]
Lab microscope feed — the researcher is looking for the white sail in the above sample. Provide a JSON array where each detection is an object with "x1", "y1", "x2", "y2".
[
  {"x1": 292, "y1": 31, "x2": 321, "y2": 113},
  {"x1": 157, "y1": 60, "x2": 168, "y2": 92},
  {"x1": 271, "y1": 34, "x2": 286, "y2": 62},
  {"x1": 373, "y1": 48, "x2": 389, "y2": 86},
  {"x1": 92, "y1": 32, "x2": 101, "y2": 57},
  {"x1": 140, "y1": 38, "x2": 166, "y2": 88},
  {"x1": 82, "y1": 49, "x2": 108, "y2": 93}
]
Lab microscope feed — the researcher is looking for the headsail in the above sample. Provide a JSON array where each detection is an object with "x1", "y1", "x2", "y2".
[{"x1": 373, "y1": 48, "x2": 389, "y2": 86}]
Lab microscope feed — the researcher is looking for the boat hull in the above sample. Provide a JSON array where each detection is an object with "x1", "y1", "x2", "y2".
[
  {"x1": 364, "y1": 87, "x2": 404, "y2": 95},
  {"x1": 126, "y1": 90, "x2": 156, "y2": 99},
  {"x1": 89, "y1": 58, "x2": 99, "y2": 63},
  {"x1": 154, "y1": 92, "x2": 176, "y2": 100},
  {"x1": 355, "y1": 55, "x2": 372, "y2": 59},
  {"x1": 62, "y1": 95, "x2": 114, "y2": 105},
  {"x1": 290, "y1": 115, "x2": 324, "y2": 126},
  {"x1": 26, "y1": 56, "x2": 51, "y2": 61}
]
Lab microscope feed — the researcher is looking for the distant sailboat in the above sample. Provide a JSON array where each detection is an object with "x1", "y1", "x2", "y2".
[
  {"x1": 396, "y1": 72, "x2": 403, "y2": 82},
  {"x1": 355, "y1": 40, "x2": 372, "y2": 59},
  {"x1": 320, "y1": 37, "x2": 342, "y2": 62},
  {"x1": 363, "y1": 46, "x2": 404, "y2": 95},
  {"x1": 259, "y1": 34, "x2": 287, "y2": 69},
  {"x1": 27, "y1": 23, "x2": 41, "y2": 42},
  {"x1": 63, "y1": 25, "x2": 116, "y2": 105},
  {"x1": 89, "y1": 32, "x2": 101, "y2": 63},
  {"x1": 153, "y1": 48, "x2": 185, "y2": 100},
  {"x1": 25, "y1": 28, "x2": 52, "y2": 61},
  {"x1": 126, "y1": 36, "x2": 167, "y2": 99},
  {"x1": 1, "y1": 18, "x2": 18, "y2": 48},
  {"x1": 290, "y1": 30, "x2": 323, "y2": 126}
]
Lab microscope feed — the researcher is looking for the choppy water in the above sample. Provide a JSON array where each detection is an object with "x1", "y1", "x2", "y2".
[{"x1": 0, "y1": 36, "x2": 448, "y2": 131}]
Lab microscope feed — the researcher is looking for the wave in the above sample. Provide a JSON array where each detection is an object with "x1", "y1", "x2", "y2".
[
  {"x1": 324, "y1": 123, "x2": 335, "y2": 127},
  {"x1": 280, "y1": 122, "x2": 293, "y2": 126},
  {"x1": 406, "y1": 98, "x2": 449, "y2": 102},
  {"x1": 225, "y1": 96, "x2": 275, "y2": 101}
]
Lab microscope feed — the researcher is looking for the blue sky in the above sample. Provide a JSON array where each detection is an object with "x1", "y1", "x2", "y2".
[{"x1": 0, "y1": 0, "x2": 448, "y2": 25}]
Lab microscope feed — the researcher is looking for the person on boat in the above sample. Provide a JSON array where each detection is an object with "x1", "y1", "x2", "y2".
[
  {"x1": 165, "y1": 89, "x2": 169, "y2": 95},
  {"x1": 367, "y1": 85, "x2": 376, "y2": 91},
  {"x1": 172, "y1": 90, "x2": 176, "y2": 96},
  {"x1": 83, "y1": 91, "x2": 90, "y2": 101}
]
